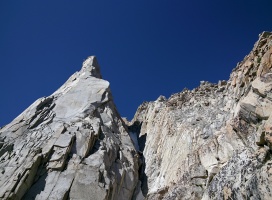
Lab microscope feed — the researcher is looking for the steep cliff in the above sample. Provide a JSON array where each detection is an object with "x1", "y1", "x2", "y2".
[
  {"x1": 0, "y1": 57, "x2": 139, "y2": 200},
  {"x1": 1, "y1": 32, "x2": 272, "y2": 200},
  {"x1": 129, "y1": 31, "x2": 272, "y2": 199}
]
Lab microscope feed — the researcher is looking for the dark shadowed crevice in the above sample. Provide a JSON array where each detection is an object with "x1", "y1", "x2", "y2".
[
  {"x1": 138, "y1": 133, "x2": 148, "y2": 196},
  {"x1": 128, "y1": 121, "x2": 148, "y2": 197},
  {"x1": 22, "y1": 171, "x2": 48, "y2": 199}
]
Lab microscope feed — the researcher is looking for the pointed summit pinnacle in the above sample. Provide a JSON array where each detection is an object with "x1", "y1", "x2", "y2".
[{"x1": 82, "y1": 56, "x2": 102, "y2": 79}]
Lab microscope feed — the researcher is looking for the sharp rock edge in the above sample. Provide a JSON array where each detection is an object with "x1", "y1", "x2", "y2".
[{"x1": 1, "y1": 32, "x2": 272, "y2": 200}]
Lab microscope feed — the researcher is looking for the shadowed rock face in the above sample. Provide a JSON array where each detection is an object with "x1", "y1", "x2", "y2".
[
  {"x1": 128, "y1": 31, "x2": 272, "y2": 200},
  {"x1": 0, "y1": 56, "x2": 139, "y2": 200}
]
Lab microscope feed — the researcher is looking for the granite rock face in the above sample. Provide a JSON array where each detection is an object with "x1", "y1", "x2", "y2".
[
  {"x1": 2, "y1": 32, "x2": 272, "y2": 200},
  {"x1": 128, "y1": 31, "x2": 272, "y2": 199},
  {"x1": 0, "y1": 56, "x2": 139, "y2": 200}
]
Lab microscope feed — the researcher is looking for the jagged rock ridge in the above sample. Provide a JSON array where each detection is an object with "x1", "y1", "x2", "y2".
[
  {"x1": 128, "y1": 31, "x2": 272, "y2": 199},
  {"x1": 1, "y1": 32, "x2": 272, "y2": 200},
  {"x1": 0, "y1": 57, "x2": 141, "y2": 200}
]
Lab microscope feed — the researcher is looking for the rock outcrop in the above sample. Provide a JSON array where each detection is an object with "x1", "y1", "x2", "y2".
[
  {"x1": 0, "y1": 57, "x2": 139, "y2": 200},
  {"x1": 128, "y1": 31, "x2": 272, "y2": 199},
  {"x1": 1, "y1": 32, "x2": 272, "y2": 200}
]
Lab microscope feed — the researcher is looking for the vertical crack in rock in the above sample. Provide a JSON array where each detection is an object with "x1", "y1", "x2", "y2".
[{"x1": 126, "y1": 120, "x2": 147, "y2": 199}]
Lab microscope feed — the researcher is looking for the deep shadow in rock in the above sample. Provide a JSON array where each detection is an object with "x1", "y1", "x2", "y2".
[
  {"x1": 89, "y1": 131, "x2": 105, "y2": 155},
  {"x1": 138, "y1": 133, "x2": 148, "y2": 196},
  {"x1": 128, "y1": 121, "x2": 148, "y2": 197},
  {"x1": 138, "y1": 132, "x2": 146, "y2": 153},
  {"x1": 23, "y1": 171, "x2": 48, "y2": 200}
]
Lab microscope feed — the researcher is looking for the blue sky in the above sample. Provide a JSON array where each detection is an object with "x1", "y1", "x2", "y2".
[{"x1": 1, "y1": 1, "x2": 272, "y2": 126}]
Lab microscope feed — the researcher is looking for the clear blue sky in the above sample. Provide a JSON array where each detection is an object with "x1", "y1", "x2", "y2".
[{"x1": 1, "y1": 1, "x2": 272, "y2": 126}]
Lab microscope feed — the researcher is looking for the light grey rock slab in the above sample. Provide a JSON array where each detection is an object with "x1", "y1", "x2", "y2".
[
  {"x1": 47, "y1": 169, "x2": 76, "y2": 200},
  {"x1": 34, "y1": 171, "x2": 61, "y2": 200},
  {"x1": 54, "y1": 132, "x2": 74, "y2": 148},
  {"x1": 69, "y1": 165, "x2": 108, "y2": 200}
]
